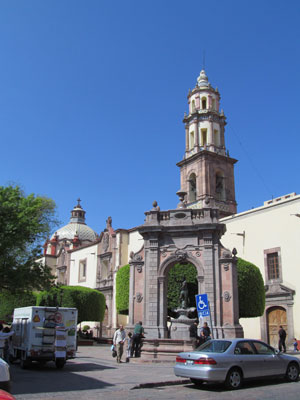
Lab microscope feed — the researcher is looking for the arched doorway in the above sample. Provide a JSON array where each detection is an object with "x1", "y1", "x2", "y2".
[{"x1": 267, "y1": 306, "x2": 287, "y2": 348}]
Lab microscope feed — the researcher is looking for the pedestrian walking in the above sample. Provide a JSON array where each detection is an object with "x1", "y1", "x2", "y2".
[
  {"x1": 113, "y1": 325, "x2": 126, "y2": 363},
  {"x1": 293, "y1": 338, "x2": 298, "y2": 352},
  {"x1": 189, "y1": 321, "x2": 199, "y2": 350},
  {"x1": 131, "y1": 321, "x2": 144, "y2": 357},
  {"x1": 126, "y1": 332, "x2": 132, "y2": 362},
  {"x1": 278, "y1": 325, "x2": 287, "y2": 352}
]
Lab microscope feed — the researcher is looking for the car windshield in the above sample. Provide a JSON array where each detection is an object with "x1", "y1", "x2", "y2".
[{"x1": 196, "y1": 340, "x2": 232, "y2": 353}]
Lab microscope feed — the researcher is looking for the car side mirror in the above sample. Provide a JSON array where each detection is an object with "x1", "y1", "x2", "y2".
[{"x1": 274, "y1": 349, "x2": 280, "y2": 355}]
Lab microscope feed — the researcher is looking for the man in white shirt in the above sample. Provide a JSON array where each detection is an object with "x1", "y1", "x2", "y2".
[
  {"x1": 113, "y1": 325, "x2": 126, "y2": 363},
  {"x1": 0, "y1": 323, "x2": 14, "y2": 359}
]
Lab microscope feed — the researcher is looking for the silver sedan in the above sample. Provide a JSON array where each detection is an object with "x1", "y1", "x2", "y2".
[{"x1": 174, "y1": 338, "x2": 300, "y2": 389}]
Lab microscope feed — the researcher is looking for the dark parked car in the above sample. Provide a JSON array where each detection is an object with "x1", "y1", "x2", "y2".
[{"x1": 174, "y1": 338, "x2": 300, "y2": 389}]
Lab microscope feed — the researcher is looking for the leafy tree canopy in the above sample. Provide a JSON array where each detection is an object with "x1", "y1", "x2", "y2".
[
  {"x1": 0, "y1": 185, "x2": 58, "y2": 294},
  {"x1": 0, "y1": 290, "x2": 38, "y2": 323},
  {"x1": 237, "y1": 257, "x2": 265, "y2": 318},
  {"x1": 36, "y1": 285, "x2": 106, "y2": 323}
]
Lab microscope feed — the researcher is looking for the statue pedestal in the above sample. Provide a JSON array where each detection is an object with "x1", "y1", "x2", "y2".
[{"x1": 170, "y1": 307, "x2": 196, "y2": 340}]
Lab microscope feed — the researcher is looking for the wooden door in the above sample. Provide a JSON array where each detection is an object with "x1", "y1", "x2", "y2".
[{"x1": 267, "y1": 307, "x2": 287, "y2": 348}]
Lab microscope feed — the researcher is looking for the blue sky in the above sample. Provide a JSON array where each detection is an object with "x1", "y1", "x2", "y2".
[{"x1": 1, "y1": 1, "x2": 300, "y2": 234}]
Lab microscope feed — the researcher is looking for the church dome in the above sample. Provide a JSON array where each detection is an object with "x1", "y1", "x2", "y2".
[{"x1": 51, "y1": 199, "x2": 98, "y2": 243}]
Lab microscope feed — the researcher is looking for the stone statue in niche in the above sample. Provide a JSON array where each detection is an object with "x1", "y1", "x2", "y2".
[
  {"x1": 103, "y1": 232, "x2": 109, "y2": 252},
  {"x1": 179, "y1": 279, "x2": 189, "y2": 309}
]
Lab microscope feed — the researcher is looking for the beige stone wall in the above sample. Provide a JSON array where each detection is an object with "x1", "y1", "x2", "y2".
[{"x1": 221, "y1": 193, "x2": 300, "y2": 342}]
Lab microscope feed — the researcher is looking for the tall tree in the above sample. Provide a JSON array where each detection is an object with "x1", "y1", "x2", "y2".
[{"x1": 0, "y1": 185, "x2": 58, "y2": 293}]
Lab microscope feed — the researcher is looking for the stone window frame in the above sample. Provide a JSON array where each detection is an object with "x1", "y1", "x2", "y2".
[
  {"x1": 264, "y1": 247, "x2": 282, "y2": 283},
  {"x1": 78, "y1": 258, "x2": 87, "y2": 283}
]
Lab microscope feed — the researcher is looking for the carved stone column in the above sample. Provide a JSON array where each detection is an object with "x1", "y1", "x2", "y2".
[{"x1": 158, "y1": 276, "x2": 167, "y2": 338}]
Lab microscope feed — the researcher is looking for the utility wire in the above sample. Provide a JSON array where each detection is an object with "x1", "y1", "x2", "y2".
[{"x1": 228, "y1": 124, "x2": 273, "y2": 199}]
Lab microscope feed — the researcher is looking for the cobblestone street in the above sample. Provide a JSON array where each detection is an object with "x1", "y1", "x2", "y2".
[{"x1": 9, "y1": 344, "x2": 300, "y2": 400}]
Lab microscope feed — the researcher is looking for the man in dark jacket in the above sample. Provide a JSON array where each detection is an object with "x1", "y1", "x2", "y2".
[
  {"x1": 278, "y1": 325, "x2": 287, "y2": 352},
  {"x1": 131, "y1": 321, "x2": 144, "y2": 357},
  {"x1": 189, "y1": 321, "x2": 199, "y2": 349},
  {"x1": 201, "y1": 322, "x2": 211, "y2": 341}
]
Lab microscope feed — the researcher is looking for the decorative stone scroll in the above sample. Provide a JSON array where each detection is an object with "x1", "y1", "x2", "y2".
[
  {"x1": 135, "y1": 292, "x2": 143, "y2": 303},
  {"x1": 223, "y1": 263, "x2": 230, "y2": 271},
  {"x1": 223, "y1": 291, "x2": 231, "y2": 302},
  {"x1": 129, "y1": 251, "x2": 144, "y2": 273},
  {"x1": 174, "y1": 249, "x2": 188, "y2": 262}
]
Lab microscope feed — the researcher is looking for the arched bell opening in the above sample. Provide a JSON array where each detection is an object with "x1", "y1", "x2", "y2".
[{"x1": 188, "y1": 173, "x2": 197, "y2": 202}]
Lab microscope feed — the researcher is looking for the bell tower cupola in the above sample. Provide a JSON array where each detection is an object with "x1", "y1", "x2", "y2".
[
  {"x1": 177, "y1": 70, "x2": 237, "y2": 217},
  {"x1": 70, "y1": 198, "x2": 86, "y2": 224}
]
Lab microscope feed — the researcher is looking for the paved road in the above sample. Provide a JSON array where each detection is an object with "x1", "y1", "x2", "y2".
[{"x1": 9, "y1": 344, "x2": 300, "y2": 400}]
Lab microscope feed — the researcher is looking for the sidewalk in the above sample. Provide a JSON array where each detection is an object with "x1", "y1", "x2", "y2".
[{"x1": 75, "y1": 343, "x2": 187, "y2": 389}]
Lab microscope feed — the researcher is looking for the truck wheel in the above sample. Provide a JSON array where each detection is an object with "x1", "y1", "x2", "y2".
[
  {"x1": 55, "y1": 359, "x2": 65, "y2": 369},
  {"x1": 9, "y1": 354, "x2": 15, "y2": 364},
  {"x1": 20, "y1": 356, "x2": 31, "y2": 369}
]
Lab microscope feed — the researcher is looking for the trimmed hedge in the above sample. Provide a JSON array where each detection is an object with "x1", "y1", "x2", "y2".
[
  {"x1": 237, "y1": 258, "x2": 265, "y2": 318},
  {"x1": 0, "y1": 290, "x2": 38, "y2": 323},
  {"x1": 36, "y1": 285, "x2": 106, "y2": 324},
  {"x1": 116, "y1": 264, "x2": 130, "y2": 315},
  {"x1": 167, "y1": 263, "x2": 198, "y2": 316}
]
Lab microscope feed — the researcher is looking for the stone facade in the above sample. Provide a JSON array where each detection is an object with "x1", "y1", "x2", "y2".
[{"x1": 127, "y1": 201, "x2": 243, "y2": 339}]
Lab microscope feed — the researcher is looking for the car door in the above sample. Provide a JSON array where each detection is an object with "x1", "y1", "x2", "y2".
[
  {"x1": 251, "y1": 341, "x2": 285, "y2": 376},
  {"x1": 234, "y1": 340, "x2": 263, "y2": 378}
]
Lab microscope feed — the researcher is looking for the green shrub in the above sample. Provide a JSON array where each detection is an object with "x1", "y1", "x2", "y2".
[
  {"x1": 116, "y1": 264, "x2": 130, "y2": 315},
  {"x1": 36, "y1": 285, "x2": 106, "y2": 324},
  {"x1": 167, "y1": 263, "x2": 197, "y2": 317},
  {"x1": 82, "y1": 325, "x2": 90, "y2": 331},
  {"x1": 237, "y1": 258, "x2": 265, "y2": 318}
]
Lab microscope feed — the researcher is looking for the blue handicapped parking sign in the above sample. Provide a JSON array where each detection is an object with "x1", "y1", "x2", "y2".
[{"x1": 195, "y1": 294, "x2": 210, "y2": 317}]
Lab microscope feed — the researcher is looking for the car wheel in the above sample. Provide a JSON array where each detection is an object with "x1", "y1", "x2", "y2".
[
  {"x1": 286, "y1": 362, "x2": 299, "y2": 382},
  {"x1": 225, "y1": 368, "x2": 243, "y2": 390},
  {"x1": 190, "y1": 378, "x2": 203, "y2": 386}
]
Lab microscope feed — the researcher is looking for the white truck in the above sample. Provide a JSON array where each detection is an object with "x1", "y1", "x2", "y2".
[{"x1": 10, "y1": 306, "x2": 78, "y2": 369}]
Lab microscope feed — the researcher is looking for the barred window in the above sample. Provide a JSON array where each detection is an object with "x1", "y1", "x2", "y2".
[{"x1": 267, "y1": 253, "x2": 279, "y2": 280}]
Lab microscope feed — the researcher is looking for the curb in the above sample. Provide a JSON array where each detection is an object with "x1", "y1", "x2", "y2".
[{"x1": 131, "y1": 379, "x2": 190, "y2": 389}]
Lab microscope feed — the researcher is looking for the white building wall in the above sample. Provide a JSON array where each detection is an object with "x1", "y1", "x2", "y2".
[
  {"x1": 69, "y1": 243, "x2": 98, "y2": 288},
  {"x1": 221, "y1": 193, "x2": 300, "y2": 341}
]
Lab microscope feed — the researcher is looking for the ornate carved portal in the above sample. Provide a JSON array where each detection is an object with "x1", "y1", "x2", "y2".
[{"x1": 128, "y1": 205, "x2": 243, "y2": 340}]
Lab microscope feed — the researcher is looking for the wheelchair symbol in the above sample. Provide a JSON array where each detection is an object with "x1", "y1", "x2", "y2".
[{"x1": 197, "y1": 296, "x2": 207, "y2": 310}]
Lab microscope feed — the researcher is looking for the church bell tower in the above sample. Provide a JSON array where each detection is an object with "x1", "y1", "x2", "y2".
[{"x1": 177, "y1": 70, "x2": 237, "y2": 217}]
